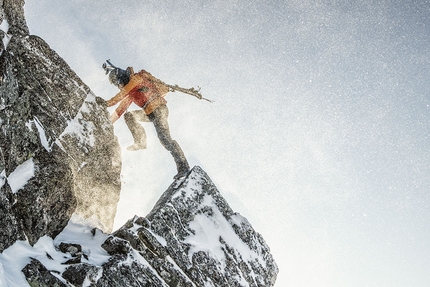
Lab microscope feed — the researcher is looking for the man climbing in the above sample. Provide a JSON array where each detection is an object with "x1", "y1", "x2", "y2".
[{"x1": 103, "y1": 60, "x2": 189, "y2": 179}]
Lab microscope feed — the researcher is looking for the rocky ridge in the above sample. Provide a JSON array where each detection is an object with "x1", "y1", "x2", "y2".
[{"x1": 2, "y1": 167, "x2": 278, "y2": 287}]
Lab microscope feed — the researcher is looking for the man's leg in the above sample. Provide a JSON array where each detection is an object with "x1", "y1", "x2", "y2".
[
  {"x1": 124, "y1": 110, "x2": 149, "y2": 151},
  {"x1": 149, "y1": 105, "x2": 190, "y2": 178}
]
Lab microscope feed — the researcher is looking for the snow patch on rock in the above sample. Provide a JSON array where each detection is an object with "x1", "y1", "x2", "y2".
[
  {"x1": 57, "y1": 94, "x2": 97, "y2": 151},
  {"x1": 7, "y1": 158, "x2": 35, "y2": 193},
  {"x1": 33, "y1": 116, "x2": 53, "y2": 152},
  {"x1": 0, "y1": 19, "x2": 11, "y2": 55},
  {"x1": 0, "y1": 170, "x2": 5, "y2": 189},
  {"x1": 0, "y1": 217, "x2": 111, "y2": 287}
]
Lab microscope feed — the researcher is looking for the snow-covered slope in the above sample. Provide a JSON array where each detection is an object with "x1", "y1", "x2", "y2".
[{"x1": 0, "y1": 166, "x2": 278, "y2": 287}]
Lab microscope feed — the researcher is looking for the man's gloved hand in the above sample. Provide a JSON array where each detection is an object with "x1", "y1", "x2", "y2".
[{"x1": 95, "y1": 97, "x2": 107, "y2": 107}]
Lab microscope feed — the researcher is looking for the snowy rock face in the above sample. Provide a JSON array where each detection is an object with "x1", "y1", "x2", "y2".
[
  {"x1": 0, "y1": 1, "x2": 278, "y2": 285},
  {"x1": 9, "y1": 167, "x2": 277, "y2": 287},
  {"x1": 0, "y1": 0, "x2": 121, "y2": 252}
]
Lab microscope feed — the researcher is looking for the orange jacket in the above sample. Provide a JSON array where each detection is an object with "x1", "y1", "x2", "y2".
[{"x1": 107, "y1": 69, "x2": 169, "y2": 117}]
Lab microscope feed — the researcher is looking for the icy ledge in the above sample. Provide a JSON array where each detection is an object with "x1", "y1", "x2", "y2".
[{"x1": 0, "y1": 166, "x2": 278, "y2": 287}]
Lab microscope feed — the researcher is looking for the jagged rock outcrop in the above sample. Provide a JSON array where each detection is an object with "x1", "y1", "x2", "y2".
[
  {"x1": 17, "y1": 167, "x2": 278, "y2": 287},
  {"x1": 0, "y1": 0, "x2": 121, "y2": 252}
]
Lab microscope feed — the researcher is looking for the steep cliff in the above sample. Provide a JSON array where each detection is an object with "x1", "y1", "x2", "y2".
[{"x1": 0, "y1": 0, "x2": 121, "y2": 252}]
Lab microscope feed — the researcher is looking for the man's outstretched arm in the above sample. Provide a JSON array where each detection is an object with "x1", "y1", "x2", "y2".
[{"x1": 110, "y1": 97, "x2": 133, "y2": 123}]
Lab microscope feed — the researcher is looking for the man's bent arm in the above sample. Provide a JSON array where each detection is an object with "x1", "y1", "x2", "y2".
[{"x1": 106, "y1": 74, "x2": 142, "y2": 106}]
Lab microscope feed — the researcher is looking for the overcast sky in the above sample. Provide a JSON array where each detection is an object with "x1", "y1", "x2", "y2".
[{"x1": 25, "y1": 1, "x2": 430, "y2": 286}]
